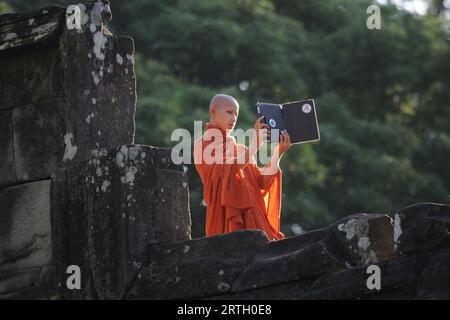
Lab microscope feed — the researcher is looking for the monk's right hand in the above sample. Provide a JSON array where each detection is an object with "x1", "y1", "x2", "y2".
[{"x1": 253, "y1": 116, "x2": 270, "y2": 149}]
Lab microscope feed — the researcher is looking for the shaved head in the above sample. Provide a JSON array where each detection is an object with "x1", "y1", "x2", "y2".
[
  {"x1": 209, "y1": 94, "x2": 239, "y2": 114},
  {"x1": 208, "y1": 94, "x2": 239, "y2": 132}
]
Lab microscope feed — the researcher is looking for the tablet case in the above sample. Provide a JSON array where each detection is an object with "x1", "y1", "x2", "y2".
[{"x1": 256, "y1": 99, "x2": 320, "y2": 144}]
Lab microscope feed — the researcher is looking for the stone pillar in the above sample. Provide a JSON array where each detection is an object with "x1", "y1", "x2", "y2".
[
  {"x1": 0, "y1": 1, "x2": 136, "y2": 189},
  {"x1": 52, "y1": 145, "x2": 191, "y2": 299}
]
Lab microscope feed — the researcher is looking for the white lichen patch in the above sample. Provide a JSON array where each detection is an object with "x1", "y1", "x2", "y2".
[
  {"x1": 217, "y1": 282, "x2": 230, "y2": 291},
  {"x1": 120, "y1": 165, "x2": 138, "y2": 185},
  {"x1": 85, "y1": 112, "x2": 96, "y2": 124},
  {"x1": 31, "y1": 22, "x2": 57, "y2": 35},
  {"x1": 358, "y1": 237, "x2": 371, "y2": 250},
  {"x1": 93, "y1": 31, "x2": 107, "y2": 60},
  {"x1": 91, "y1": 71, "x2": 100, "y2": 85},
  {"x1": 77, "y1": 3, "x2": 89, "y2": 25},
  {"x1": 338, "y1": 217, "x2": 377, "y2": 264},
  {"x1": 28, "y1": 18, "x2": 35, "y2": 25},
  {"x1": 218, "y1": 270, "x2": 224, "y2": 276},
  {"x1": 116, "y1": 145, "x2": 128, "y2": 168},
  {"x1": 116, "y1": 53, "x2": 123, "y2": 65},
  {"x1": 90, "y1": 1, "x2": 103, "y2": 26},
  {"x1": 91, "y1": 148, "x2": 108, "y2": 159},
  {"x1": 96, "y1": 167, "x2": 103, "y2": 177},
  {"x1": 126, "y1": 53, "x2": 134, "y2": 64},
  {"x1": 92, "y1": 98, "x2": 97, "y2": 104},
  {"x1": 182, "y1": 182, "x2": 188, "y2": 188},
  {"x1": 63, "y1": 132, "x2": 78, "y2": 161},
  {"x1": 365, "y1": 249, "x2": 377, "y2": 264},
  {"x1": 128, "y1": 146, "x2": 141, "y2": 160},
  {"x1": 3, "y1": 33, "x2": 17, "y2": 41},
  {"x1": 183, "y1": 245, "x2": 190, "y2": 253},
  {"x1": 101, "y1": 179, "x2": 110, "y2": 192},
  {"x1": 89, "y1": 23, "x2": 96, "y2": 33},
  {"x1": 338, "y1": 218, "x2": 368, "y2": 240},
  {"x1": 394, "y1": 214, "x2": 402, "y2": 243}
]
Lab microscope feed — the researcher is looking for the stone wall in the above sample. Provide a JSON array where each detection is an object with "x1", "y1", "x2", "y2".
[
  {"x1": 1, "y1": 2, "x2": 449, "y2": 300},
  {"x1": 0, "y1": 1, "x2": 191, "y2": 299},
  {"x1": 128, "y1": 202, "x2": 450, "y2": 299}
]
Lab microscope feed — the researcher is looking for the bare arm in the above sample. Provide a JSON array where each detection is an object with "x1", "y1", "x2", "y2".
[
  {"x1": 260, "y1": 130, "x2": 292, "y2": 189},
  {"x1": 236, "y1": 115, "x2": 268, "y2": 170}
]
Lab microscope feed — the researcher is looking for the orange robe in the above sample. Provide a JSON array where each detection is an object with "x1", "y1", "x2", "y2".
[{"x1": 194, "y1": 122, "x2": 285, "y2": 241}]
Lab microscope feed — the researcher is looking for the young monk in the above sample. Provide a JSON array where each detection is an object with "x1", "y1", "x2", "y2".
[{"x1": 193, "y1": 94, "x2": 292, "y2": 241}]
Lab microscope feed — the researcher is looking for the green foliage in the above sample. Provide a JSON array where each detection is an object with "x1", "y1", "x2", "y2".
[
  {"x1": 0, "y1": 1, "x2": 14, "y2": 13},
  {"x1": 4, "y1": 0, "x2": 449, "y2": 237}
]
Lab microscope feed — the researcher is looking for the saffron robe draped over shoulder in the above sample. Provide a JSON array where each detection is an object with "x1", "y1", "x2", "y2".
[{"x1": 194, "y1": 122, "x2": 285, "y2": 241}]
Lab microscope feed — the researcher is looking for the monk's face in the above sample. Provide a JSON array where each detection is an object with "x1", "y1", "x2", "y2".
[{"x1": 211, "y1": 101, "x2": 239, "y2": 132}]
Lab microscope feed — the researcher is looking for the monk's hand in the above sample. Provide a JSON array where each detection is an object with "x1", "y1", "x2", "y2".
[
  {"x1": 253, "y1": 116, "x2": 270, "y2": 149},
  {"x1": 278, "y1": 129, "x2": 292, "y2": 154}
]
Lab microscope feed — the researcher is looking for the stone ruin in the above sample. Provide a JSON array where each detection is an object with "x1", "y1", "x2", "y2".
[{"x1": 1, "y1": 2, "x2": 449, "y2": 300}]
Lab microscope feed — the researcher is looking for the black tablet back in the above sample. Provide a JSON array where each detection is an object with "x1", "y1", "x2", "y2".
[
  {"x1": 256, "y1": 99, "x2": 320, "y2": 144},
  {"x1": 281, "y1": 99, "x2": 320, "y2": 144}
]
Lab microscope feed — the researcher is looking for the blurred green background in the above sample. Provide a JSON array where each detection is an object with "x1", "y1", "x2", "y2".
[{"x1": 2, "y1": 0, "x2": 449, "y2": 238}]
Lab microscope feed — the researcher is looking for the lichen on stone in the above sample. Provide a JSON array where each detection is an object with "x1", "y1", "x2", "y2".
[{"x1": 63, "y1": 132, "x2": 78, "y2": 161}]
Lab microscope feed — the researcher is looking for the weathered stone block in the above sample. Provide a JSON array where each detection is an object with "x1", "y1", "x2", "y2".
[
  {"x1": 0, "y1": 180, "x2": 52, "y2": 274},
  {"x1": 395, "y1": 202, "x2": 450, "y2": 254},
  {"x1": 331, "y1": 213, "x2": 395, "y2": 267},
  {"x1": 232, "y1": 237, "x2": 345, "y2": 293},
  {"x1": 60, "y1": 3, "x2": 136, "y2": 163},
  {"x1": 416, "y1": 248, "x2": 450, "y2": 298},
  {"x1": 0, "y1": 265, "x2": 57, "y2": 299},
  {"x1": 0, "y1": 5, "x2": 64, "y2": 53},
  {"x1": 51, "y1": 144, "x2": 191, "y2": 299},
  {"x1": 127, "y1": 230, "x2": 268, "y2": 299},
  {"x1": 0, "y1": 43, "x2": 63, "y2": 109},
  {"x1": 12, "y1": 99, "x2": 64, "y2": 184}
]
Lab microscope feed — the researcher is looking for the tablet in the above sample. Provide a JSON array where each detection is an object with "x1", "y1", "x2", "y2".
[{"x1": 256, "y1": 99, "x2": 320, "y2": 144}]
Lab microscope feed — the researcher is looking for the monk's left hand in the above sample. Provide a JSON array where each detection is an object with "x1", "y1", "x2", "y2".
[{"x1": 278, "y1": 130, "x2": 292, "y2": 154}]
